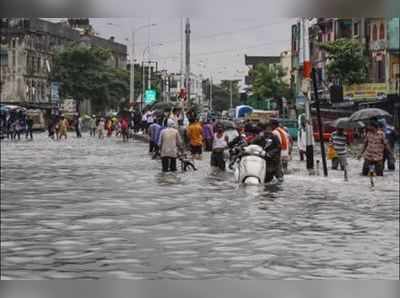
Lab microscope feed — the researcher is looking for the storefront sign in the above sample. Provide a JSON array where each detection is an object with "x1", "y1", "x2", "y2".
[
  {"x1": 343, "y1": 83, "x2": 387, "y2": 101},
  {"x1": 50, "y1": 82, "x2": 60, "y2": 102}
]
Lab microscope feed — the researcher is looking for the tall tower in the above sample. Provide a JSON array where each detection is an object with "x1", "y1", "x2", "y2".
[{"x1": 185, "y1": 18, "x2": 191, "y2": 105}]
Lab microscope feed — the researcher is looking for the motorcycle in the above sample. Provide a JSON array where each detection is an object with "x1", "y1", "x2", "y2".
[
  {"x1": 227, "y1": 135, "x2": 265, "y2": 184},
  {"x1": 228, "y1": 137, "x2": 280, "y2": 184}
]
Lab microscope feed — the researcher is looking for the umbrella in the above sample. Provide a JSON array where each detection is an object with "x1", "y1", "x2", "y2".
[
  {"x1": 349, "y1": 108, "x2": 391, "y2": 122},
  {"x1": 236, "y1": 105, "x2": 253, "y2": 118},
  {"x1": 333, "y1": 117, "x2": 365, "y2": 129}
]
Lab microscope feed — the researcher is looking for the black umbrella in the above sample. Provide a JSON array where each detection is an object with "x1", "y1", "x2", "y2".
[
  {"x1": 333, "y1": 117, "x2": 365, "y2": 129},
  {"x1": 349, "y1": 108, "x2": 391, "y2": 122}
]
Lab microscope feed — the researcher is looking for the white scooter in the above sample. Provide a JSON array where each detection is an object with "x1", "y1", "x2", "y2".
[{"x1": 231, "y1": 144, "x2": 267, "y2": 185}]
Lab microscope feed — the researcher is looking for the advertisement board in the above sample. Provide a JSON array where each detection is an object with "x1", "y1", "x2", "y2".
[
  {"x1": 343, "y1": 83, "x2": 387, "y2": 101},
  {"x1": 51, "y1": 82, "x2": 60, "y2": 102}
]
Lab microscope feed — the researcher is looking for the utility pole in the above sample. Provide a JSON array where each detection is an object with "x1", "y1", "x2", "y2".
[
  {"x1": 312, "y1": 68, "x2": 328, "y2": 177},
  {"x1": 141, "y1": 61, "x2": 146, "y2": 111},
  {"x1": 166, "y1": 74, "x2": 170, "y2": 103},
  {"x1": 301, "y1": 17, "x2": 314, "y2": 172},
  {"x1": 148, "y1": 62, "x2": 151, "y2": 89},
  {"x1": 209, "y1": 76, "x2": 213, "y2": 111},
  {"x1": 185, "y1": 18, "x2": 191, "y2": 106},
  {"x1": 230, "y1": 80, "x2": 233, "y2": 110},
  {"x1": 180, "y1": 18, "x2": 184, "y2": 90}
]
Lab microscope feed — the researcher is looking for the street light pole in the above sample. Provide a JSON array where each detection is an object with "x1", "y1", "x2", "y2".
[
  {"x1": 301, "y1": 17, "x2": 314, "y2": 172},
  {"x1": 132, "y1": 23, "x2": 157, "y2": 109},
  {"x1": 130, "y1": 30, "x2": 135, "y2": 104}
]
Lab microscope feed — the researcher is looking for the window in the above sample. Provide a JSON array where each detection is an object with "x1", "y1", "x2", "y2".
[
  {"x1": 31, "y1": 56, "x2": 35, "y2": 73},
  {"x1": 37, "y1": 57, "x2": 41, "y2": 73},
  {"x1": 353, "y1": 22, "x2": 359, "y2": 36},
  {"x1": 372, "y1": 24, "x2": 378, "y2": 41},
  {"x1": 12, "y1": 50, "x2": 16, "y2": 68},
  {"x1": 379, "y1": 23, "x2": 385, "y2": 40},
  {"x1": 12, "y1": 39, "x2": 16, "y2": 48},
  {"x1": 377, "y1": 60, "x2": 385, "y2": 82},
  {"x1": 0, "y1": 48, "x2": 8, "y2": 66},
  {"x1": 26, "y1": 54, "x2": 29, "y2": 71}
]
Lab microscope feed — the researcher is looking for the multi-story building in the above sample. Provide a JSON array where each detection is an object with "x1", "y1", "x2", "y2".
[
  {"x1": 387, "y1": 17, "x2": 399, "y2": 95},
  {"x1": 291, "y1": 17, "x2": 400, "y2": 127},
  {"x1": 0, "y1": 18, "x2": 127, "y2": 110},
  {"x1": 292, "y1": 18, "x2": 399, "y2": 101},
  {"x1": 0, "y1": 18, "x2": 80, "y2": 105}
]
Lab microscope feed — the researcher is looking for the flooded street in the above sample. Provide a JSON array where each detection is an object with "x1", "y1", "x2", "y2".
[{"x1": 1, "y1": 133, "x2": 399, "y2": 279}]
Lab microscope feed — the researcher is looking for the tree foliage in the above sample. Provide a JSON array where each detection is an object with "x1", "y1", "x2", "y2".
[
  {"x1": 250, "y1": 64, "x2": 290, "y2": 100},
  {"x1": 51, "y1": 45, "x2": 142, "y2": 113},
  {"x1": 318, "y1": 38, "x2": 369, "y2": 85},
  {"x1": 211, "y1": 80, "x2": 240, "y2": 112}
]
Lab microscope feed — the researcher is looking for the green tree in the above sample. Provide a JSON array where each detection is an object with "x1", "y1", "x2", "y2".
[
  {"x1": 319, "y1": 38, "x2": 369, "y2": 85},
  {"x1": 51, "y1": 45, "x2": 139, "y2": 113},
  {"x1": 250, "y1": 64, "x2": 290, "y2": 100},
  {"x1": 211, "y1": 80, "x2": 240, "y2": 112}
]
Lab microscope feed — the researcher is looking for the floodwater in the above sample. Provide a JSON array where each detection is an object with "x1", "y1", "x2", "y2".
[{"x1": 1, "y1": 133, "x2": 399, "y2": 279}]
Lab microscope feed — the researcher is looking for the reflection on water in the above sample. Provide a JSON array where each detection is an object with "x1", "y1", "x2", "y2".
[{"x1": 1, "y1": 133, "x2": 399, "y2": 279}]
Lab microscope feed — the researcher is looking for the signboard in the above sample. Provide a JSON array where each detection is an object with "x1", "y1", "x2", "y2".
[
  {"x1": 51, "y1": 82, "x2": 60, "y2": 102},
  {"x1": 144, "y1": 89, "x2": 156, "y2": 105},
  {"x1": 61, "y1": 99, "x2": 76, "y2": 113},
  {"x1": 247, "y1": 110, "x2": 279, "y2": 122},
  {"x1": 343, "y1": 83, "x2": 387, "y2": 101}
]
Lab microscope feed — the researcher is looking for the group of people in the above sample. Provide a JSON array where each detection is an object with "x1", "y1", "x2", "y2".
[
  {"x1": 0, "y1": 109, "x2": 34, "y2": 140},
  {"x1": 88, "y1": 116, "x2": 129, "y2": 141},
  {"x1": 145, "y1": 112, "x2": 230, "y2": 172},
  {"x1": 48, "y1": 114, "x2": 82, "y2": 140},
  {"x1": 144, "y1": 110, "x2": 293, "y2": 178},
  {"x1": 326, "y1": 117, "x2": 397, "y2": 180}
]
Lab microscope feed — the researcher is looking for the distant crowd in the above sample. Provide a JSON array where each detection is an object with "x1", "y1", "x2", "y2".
[{"x1": 0, "y1": 109, "x2": 34, "y2": 140}]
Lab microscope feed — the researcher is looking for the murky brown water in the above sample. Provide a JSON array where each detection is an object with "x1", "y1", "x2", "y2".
[{"x1": 1, "y1": 133, "x2": 399, "y2": 279}]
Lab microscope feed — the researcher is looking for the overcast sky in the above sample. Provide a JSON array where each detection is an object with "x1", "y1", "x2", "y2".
[{"x1": 49, "y1": 17, "x2": 294, "y2": 85}]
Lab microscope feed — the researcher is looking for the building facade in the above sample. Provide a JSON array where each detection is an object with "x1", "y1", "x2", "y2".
[
  {"x1": 291, "y1": 17, "x2": 400, "y2": 104},
  {"x1": 0, "y1": 18, "x2": 127, "y2": 109},
  {"x1": 291, "y1": 17, "x2": 400, "y2": 127},
  {"x1": 0, "y1": 18, "x2": 80, "y2": 105}
]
